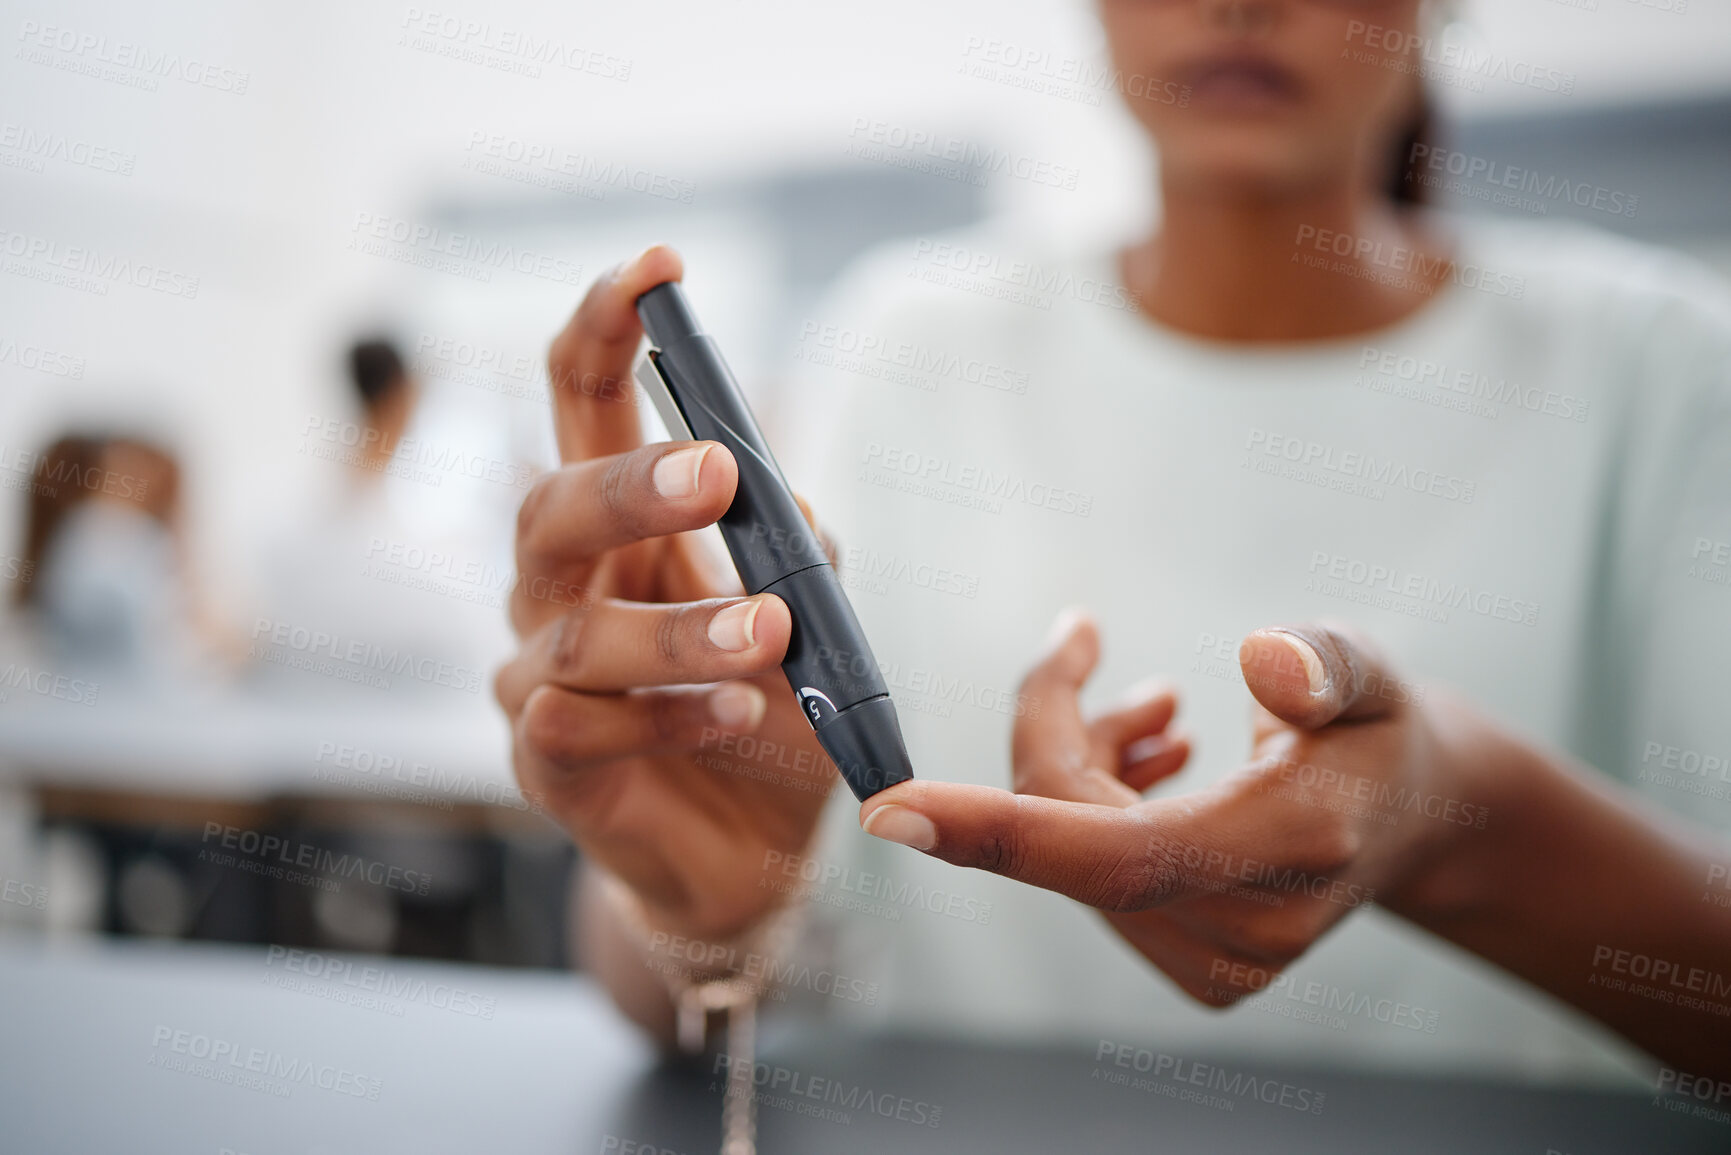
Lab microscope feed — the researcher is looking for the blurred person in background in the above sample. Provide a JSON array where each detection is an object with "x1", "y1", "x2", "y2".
[
  {"x1": 496, "y1": 0, "x2": 1731, "y2": 1084},
  {"x1": 346, "y1": 339, "x2": 419, "y2": 477},
  {"x1": 7, "y1": 432, "x2": 233, "y2": 690},
  {"x1": 253, "y1": 337, "x2": 506, "y2": 700}
]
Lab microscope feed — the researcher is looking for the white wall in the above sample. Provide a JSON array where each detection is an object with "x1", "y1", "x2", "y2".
[{"x1": 3, "y1": 0, "x2": 1729, "y2": 620}]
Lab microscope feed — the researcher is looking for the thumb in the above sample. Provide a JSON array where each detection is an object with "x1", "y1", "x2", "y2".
[{"x1": 1238, "y1": 622, "x2": 1404, "y2": 730}]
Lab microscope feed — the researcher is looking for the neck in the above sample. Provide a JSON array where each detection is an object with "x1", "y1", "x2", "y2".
[
  {"x1": 353, "y1": 418, "x2": 400, "y2": 478},
  {"x1": 1126, "y1": 175, "x2": 1451, "y2": 343}
]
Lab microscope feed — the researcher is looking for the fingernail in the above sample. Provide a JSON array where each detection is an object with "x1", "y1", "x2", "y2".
[
  {"x1": 862, "y1": 804, "x2": 937, "y2": 851},
  {"x1": 707, "y1": 599, "x2": 761, "y2": 652},
  {"x1": 1274, "y1": 632, "x2": 1329, "y2": 695},
  {"x1": 653, "y1": 445, "x2": 710, "y2": 498},
  {"x1": 1118, "y1": 677, "x2": 1170, "y2": 710},
  {"x1": 1046, "y1": 605, "x2": 1091, "y2": 648},
  {"x1": 709, "y1": 682, "x2": 766, "y2": 730},
  {"x1": 1124, "y1": 733, "x2": 1175, "y2": 763}
]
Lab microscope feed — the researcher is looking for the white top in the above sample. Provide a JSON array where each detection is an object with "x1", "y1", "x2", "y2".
[{"x1": 780, "y1": 216, "x2": 1731, "y2": 1081}]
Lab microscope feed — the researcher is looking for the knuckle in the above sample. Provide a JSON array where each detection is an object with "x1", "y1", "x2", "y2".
[
  {"x1": 596, "y1": 454, "x2": 643, "y2": 535},
  {"x1": 644, "y1": 692, "x2": 689, "y2": 747},
  {"x1": 1231, "y1": 912, "x2": 1324, "y2": 968},
  {"x1": 521, "y1": 688, "x2": 573, "y2": 762},
  {"x1": 1090, "y1": 854, "x2": 1152, "y2": 913},
  {"x1": 1090, "y1": 840, "x2": 1166, "y2": 913},
  {"x1": 1302, "y1": 819, "x2": 1363, "y2": 875},
  {"x1": 547, "y1": 610, "x2": 593, "y2": 681},
  {"x1": 516, "y1": 474, "x2": 555, "y2": 553},
  {"x1": 969, "y1": 827, "x2": 1016, "y2": 877},
  {"x1": 655, "y1": 603, "x2": 694, "y2": 668}
]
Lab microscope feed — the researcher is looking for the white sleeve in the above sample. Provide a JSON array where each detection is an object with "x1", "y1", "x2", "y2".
[{"x1": 1587, "y1": 266, "x2": 1731, "y2": 833}]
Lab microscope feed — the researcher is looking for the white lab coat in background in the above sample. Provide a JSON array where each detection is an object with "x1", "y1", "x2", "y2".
[{"x1": 255, "y1": 455, "x2": 515, "y2": 707}]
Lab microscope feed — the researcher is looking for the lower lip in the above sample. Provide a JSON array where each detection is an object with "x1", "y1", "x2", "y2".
[{"x1": 1187, "y1": 72, "x2": 1302, "y2": 110}]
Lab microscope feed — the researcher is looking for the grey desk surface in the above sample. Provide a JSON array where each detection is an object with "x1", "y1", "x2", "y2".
[{"x1": 0, "y1": 934, "x2": 1724, "y2": 1155}]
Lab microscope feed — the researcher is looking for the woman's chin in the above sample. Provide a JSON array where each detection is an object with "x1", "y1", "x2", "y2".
[{"x1": 1158, "y1": 148, "x2": 1334, "y2": 203}]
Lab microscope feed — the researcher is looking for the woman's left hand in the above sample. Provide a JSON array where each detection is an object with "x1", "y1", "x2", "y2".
[{"x1": 858, "y1": 612, "x2": 1493, "y2": 1006}]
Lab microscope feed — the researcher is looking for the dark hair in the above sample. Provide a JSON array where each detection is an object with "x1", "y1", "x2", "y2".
[
  {"x1": 11, "y1": 434, "x2": 180, "y2": 607},
  {"x1": 14, "y1": 435, "x2": 102, "y2": 606},
  {"x1": 1386, "y1": 87, "x2": 1438, "y2": 208},
  {"x1": 347, "y1": 339, "x2": 408, "y2": 410}
]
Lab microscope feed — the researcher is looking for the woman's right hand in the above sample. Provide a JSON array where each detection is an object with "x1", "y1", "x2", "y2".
[{"x1": 494, "y1": 246, "x2": 836, "y2": 941}]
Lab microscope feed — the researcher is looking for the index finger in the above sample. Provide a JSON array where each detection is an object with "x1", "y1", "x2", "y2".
[
  {"x1": 1011, "y1": 609, "x2": 1142, "y2": 806},
  {"x1": 547, "y1": 244, "x2": 684, "y2": 464},
  {"x1": 859, "y1": 781, "x2": 1191, "y2": 912}
]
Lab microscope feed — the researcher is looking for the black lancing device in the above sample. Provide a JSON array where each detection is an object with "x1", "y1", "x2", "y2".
[{"x1": 634, "y1": 281, "x2": 914, "y2": 802}]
